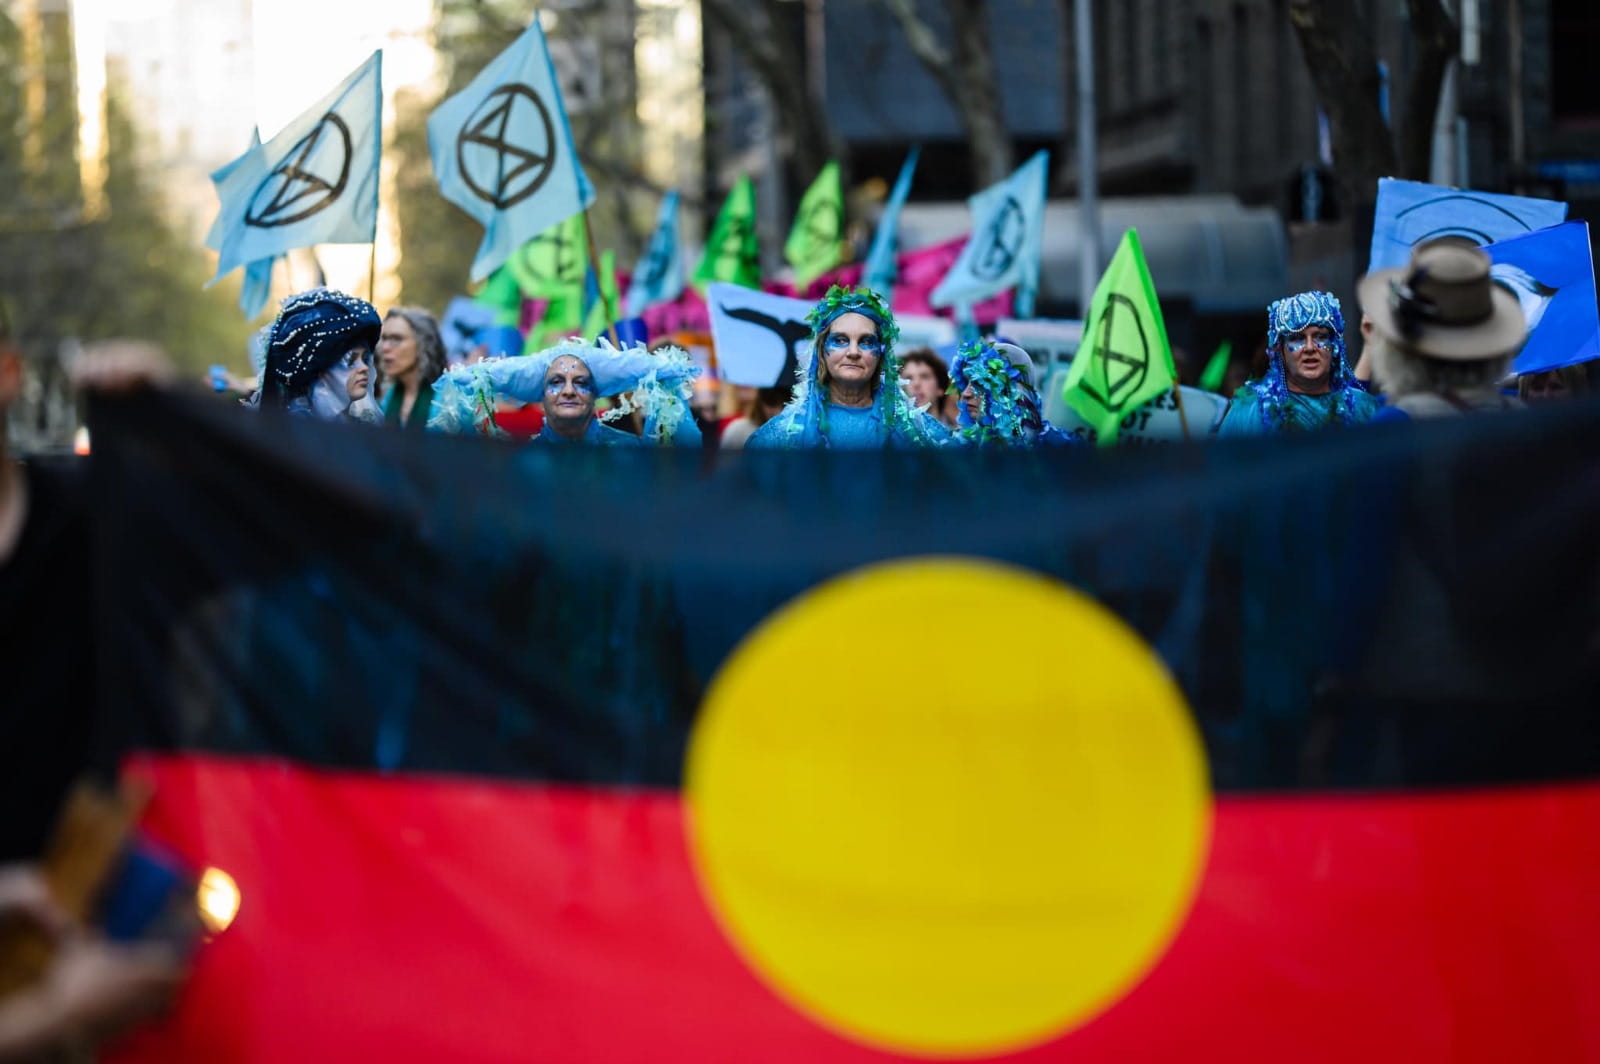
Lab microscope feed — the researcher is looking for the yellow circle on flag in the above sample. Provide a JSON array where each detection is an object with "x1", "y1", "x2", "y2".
[{"x1": 686, "y1": 558, "x2": 1211, "y2": 1058}]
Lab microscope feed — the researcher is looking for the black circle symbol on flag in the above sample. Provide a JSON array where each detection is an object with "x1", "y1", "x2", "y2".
[
  {"x1": 1081, "y1": 293, "x2": 1151, "y2": 413},
  {"x1": 971, "y1": 196, "x2": 1026, "y2": 282},
  {"x1": 457, "y1": 84, "x2": 557, "y2": 210},
  {"x1": 719, "y1": 218, "x2": 759, "y2": 278},
  {"x1": 638, "y1": 233, "x2": 673, "y2": 290},
  {"x1": 516, "y1": 223, "x2": 579, "y2": 288},
  {"x1": 244, "y1": 114, "x2": 352, "y2": 229},
  {"x1": 797, "y1": 199, "x2": 842, "y2": 262}
]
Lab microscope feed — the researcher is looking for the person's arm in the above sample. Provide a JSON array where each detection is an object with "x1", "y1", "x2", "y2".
[{"x1": 0, "y1": 867, "x2": 183, "y2": 1060}]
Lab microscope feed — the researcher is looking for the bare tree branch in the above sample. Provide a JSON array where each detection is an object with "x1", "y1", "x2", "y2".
[
  {"x1": 875, "y1": 0, "x2": 1014, "y2": 187},
  {"x1": 1287, "y1": 0, "x2": 1397, "y2": 214},
  {"x1": 699, "y1": 0, "x2": 841, "y2": 183}
]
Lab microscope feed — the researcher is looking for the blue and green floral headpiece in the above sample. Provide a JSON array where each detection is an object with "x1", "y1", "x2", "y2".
[
  {"x1": 806, "y1": 284, "x2": 900, "y2": 358},
  {"x1": 949, "y1": 340, "x2": 1043, "y2": 444}
]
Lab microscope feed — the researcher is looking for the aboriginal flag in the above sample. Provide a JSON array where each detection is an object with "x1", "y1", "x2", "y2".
[{"x1": 89, "y1": 393, "x2": 1600, "y2": 1062}]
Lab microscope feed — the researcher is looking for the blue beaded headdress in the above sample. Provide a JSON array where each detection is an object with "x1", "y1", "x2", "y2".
[
  {"x1": 264, "y1": 288, "x2": 381, "y2": 393},
  {"x1": 1244, "y1": 290, "x2": 1367, "y2": 430}
]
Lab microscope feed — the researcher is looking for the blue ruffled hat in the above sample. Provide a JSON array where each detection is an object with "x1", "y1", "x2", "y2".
[{"x1": 428, "y1": 337, "x2": 702, "y2": 446}]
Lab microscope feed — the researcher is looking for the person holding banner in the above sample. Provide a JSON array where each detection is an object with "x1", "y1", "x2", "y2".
[
  {"x1": 747, "y1": 286, "x2": 949, "y2": 449},
  {"x1": 948, "y1": 341, "x2": 1072, "y2": 448},
  {"x1": 251, "y1": 289, "x2": 384, "y2": 423},
  {"x1": 1358, "y1": 240, "x2": 1527, "y2": 420},
  {"x1": 377, "y1": 307, "x2": 447, "y2": 430},
  {"x1": 428, "y1": 339, "x2": 701, "y2": 447},
  {"x1": 1215, "y1": 291, "x2": 1379, "y2": 437}
]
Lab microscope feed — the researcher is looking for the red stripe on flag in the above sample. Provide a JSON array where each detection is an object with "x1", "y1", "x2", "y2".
[{"x1": 110, "y1": 755, "x2": 1600, "y2": 1063}]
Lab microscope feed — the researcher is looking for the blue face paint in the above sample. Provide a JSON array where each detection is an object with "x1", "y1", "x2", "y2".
[
  {"x1": 825, "y1": 331, "x2": 882, "y2": 355},
  {"x1": 1282, "y1": 331, "x2": 1336, "y2": 354}
]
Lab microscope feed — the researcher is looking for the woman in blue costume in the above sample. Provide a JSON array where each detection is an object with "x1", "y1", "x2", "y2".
[
  {"x1": 1215, "y1": 291, "x2": 1380, "y2": 436},
  {"x1": 746, "y1": 285, "x2": 950, "y2": 449},
  {"x1": 948, "y1": 339, "x2": 1074, "y2": 447},
  {"x1": 426, "y1": 337, "x2": 701, "y2": 447}
]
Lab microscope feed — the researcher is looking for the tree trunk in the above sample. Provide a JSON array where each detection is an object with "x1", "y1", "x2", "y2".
[
  {"x1": 1398, "y1": 0, "x2": 1460, "y2": 180},
  {"x1": 1286, "y1": 0, "x2": 1397, "y2": 218},
  {"x1": 700, "y1": 0, "x2": 842, "y2": 184},
  {"x1": 878, "y1": 0, "x2": 1014, "y2": 188}
]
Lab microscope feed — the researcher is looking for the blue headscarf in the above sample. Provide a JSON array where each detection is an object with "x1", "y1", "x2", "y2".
[
  {"x1": 753, "y1": 285, "x2": 945, "y2": 448},
  {"x1": 1240, "y1": 291, "x2": 1370, "y2": 431},
  {"x1": 427, "y1": 337, "x2": 702, "y2": 446}
]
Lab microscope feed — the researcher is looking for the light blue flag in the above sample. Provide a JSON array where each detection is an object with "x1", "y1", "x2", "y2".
[
  {"x1": 624, "y1": 191, "x2": 684, "y2": 316},
  {"x1": 862, "y1": 146, "x2": 920, "y2": 297},
  {"x1": 930, "y1": 149, "x2": 1049, "y2": 317},
  {"x1": 207, "y1": 129, "x2": 281, "y2": 317},
  {"x1": 1368, "y1": 178, "x2": 1567, "y2": 273},
  {"x1": 428, "y1": 20, "x2": 595, "y2": 282},
  {"x1": 209, "y1": 51, "x2": 383, "y2": 284},
  {"x1": 1485, "y1": 221, "x2": 1600, "y2": 375}
]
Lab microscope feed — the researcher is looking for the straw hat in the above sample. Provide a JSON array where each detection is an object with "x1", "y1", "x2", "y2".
[{"x1": 1357, "y1": 239, "x2": 1526, "y2": 361}]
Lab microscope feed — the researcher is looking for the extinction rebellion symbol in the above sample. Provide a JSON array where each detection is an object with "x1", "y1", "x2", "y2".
[
  {"x1": 245, "y1": 113, "x2": 352, "y2": 228},
  {"x1": 457, "y1": 84, "x2": 557, "y2": 209},
  {"x1": 1080, "y1": 293, "x2": 1151, "y2": 412},
  {"x1": 796, "y1": 198, "x2": 842, "y2": 263},
  {"x1": 972, "y1": 196, "x2": 1025, "y2": 281}
]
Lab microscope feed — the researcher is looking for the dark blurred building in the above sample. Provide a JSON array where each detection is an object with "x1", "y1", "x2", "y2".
[{"x1": 701, "y1": 0, "x2": 1599, "y2": 327}]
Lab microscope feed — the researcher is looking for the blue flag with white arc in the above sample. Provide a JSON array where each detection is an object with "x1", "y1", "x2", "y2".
[
  {"x1": 625, "y1": 190, "x2": 685, "y2": 317},
  {"x1": 428, "y1": 20, "x2": 595, "y2": 283},
  {"x1": 1368, "y1": 178, "x2": 1567, "y2": 273},
  {"x1": 930, "y1": 150, "x2": 1049, "y2": 317},
  {"x1": 863, "y1": 146, "x2": 920, "y2": 297},
  {"x1": 209, "y1": 52, "x2": 383, "y2": 284},
  {"x1": 1488, "y1": 221, "x2": 1600, "y2": 376}
]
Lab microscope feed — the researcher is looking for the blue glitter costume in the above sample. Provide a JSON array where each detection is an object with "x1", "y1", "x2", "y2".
[
  {"x1": 747, "y1": 285, "x2": 950, "y2": 449},
  {"x1": 1215, "y1": 291, "x2": 1380, "y2": 437},
  {"x1": 948, "y1": 340, "x2": 1073, "y2": 448},
  {"x1": 427, "y1": 338, "x2": 701, "y2": 446}
]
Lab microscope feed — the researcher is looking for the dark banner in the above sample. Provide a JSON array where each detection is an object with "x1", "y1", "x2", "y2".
[{"x1": 90, "y1": 393, "x2": 1600, "y2": 1061}]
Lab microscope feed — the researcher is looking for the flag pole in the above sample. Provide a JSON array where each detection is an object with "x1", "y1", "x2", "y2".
[
  {"x1": 1075, "y1": 0, "x2": 1102, "y2": 316},
  {"x1": 581, "y1": 207, "x2": 620, "y2": 348},
  {"x1": 1172, "y1": 385, "x2": 1192, "y2": 440},
  {"x1": 368, "y1": 242, "x2": 378, "y2": 304}
]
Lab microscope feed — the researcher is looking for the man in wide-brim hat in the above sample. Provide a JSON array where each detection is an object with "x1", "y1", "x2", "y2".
[{"x1": 1359, "y1": 238, "x2": 1527, "y2": 420}]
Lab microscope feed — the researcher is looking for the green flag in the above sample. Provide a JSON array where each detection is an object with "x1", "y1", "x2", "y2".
[
  {"x1": 1059, "y1": 229, "x2": 1176, "y2": 445},
  {"x1": 784, "y1": 161, "x2": 845, "y2": 288},
  {"x1": 1198, "y1": 339, "x2": 1233, "y2": 393},
  {"x1": 581, "y1": 250, "x2": 621, "y2": 342},
  {"x1": 526, "y1": 294, "x2": 583, "y2": 351},
  {"x1": 692, "y1": 175, "x2": 760, "y2": 292},
  {"x1": 474, "y1": 266, "x2": 524, "y2": 326},
  {"x1": 508, "y1": 213, "x2": 587, "y2": 300}
]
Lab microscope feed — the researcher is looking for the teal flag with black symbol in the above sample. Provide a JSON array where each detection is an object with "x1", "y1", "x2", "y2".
[
  {"x1": 206, "y1": 129, "x2": 282, "y2": 320},
  {"x1": 209, "y1": 52, "x2": 382, "y2": 285},
  {"x1": 930, "y1": 150, "x2": 1048, "y2": 317},
  {"x1": 625, "y1": 191, "x2": 685, "y2": 316},
  {"x1": 428, "y1": 20, "x2": 595, "y2": 283},
  {"x1": 863, "y1": 146, "x2": 921, "y2": 298}
]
